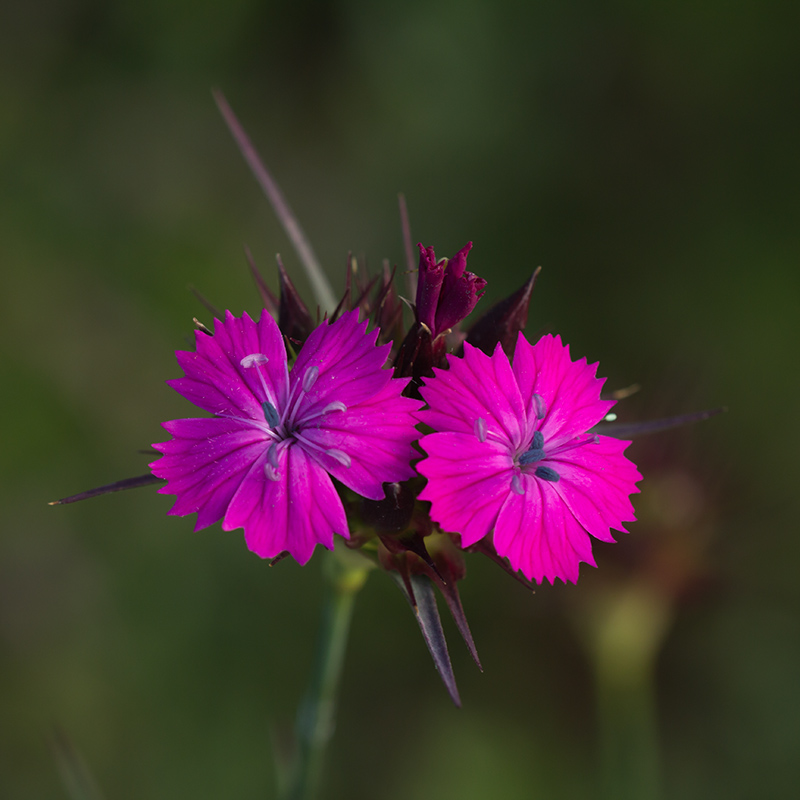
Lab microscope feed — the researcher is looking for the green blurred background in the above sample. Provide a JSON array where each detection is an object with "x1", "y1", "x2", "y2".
[{"x1": 2, "y1": 0, "x2": 798, "y2": 798}]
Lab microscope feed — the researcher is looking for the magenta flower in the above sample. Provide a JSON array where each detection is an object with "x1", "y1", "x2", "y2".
[
  {"x1": 416, "y1": 334, "x2": 642, "y2": 584},
  {"x1": 150, "y1": 309, "x2": 422, "y2": 564}
]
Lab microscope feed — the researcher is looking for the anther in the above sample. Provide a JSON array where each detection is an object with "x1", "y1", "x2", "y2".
[
  {"x1": 535, "y1": 466, "x2": 560, "y2": 482},
  {"x1": 533, "y1": 394, "x2": 547, "y2": 420},
  {"x1": 474, "y1": 417, "x2": 487, "y2": 443},
  {"x1": 240, "y1": 353, "x2": 269, "y2": 368},
  {"x1": 265, "y1": 465, "x2": 281, "y2": 482},
  {"x1": 520, "y1": 428, "x2": 546, "y2": 465},
  {"x1": 519, "y1": 449, "x2": 544, "y2": 465},
  {"x1": 302, "y1": 366, "x2": 319, "y2": 392},
  {"x1": 241, "y1": 353, "x2": 278, "y2": 411},
  {"x1": 262, "y1": 401, "x2": 280, "y2": 428},
  {"x1": 326, "y1": 449, "x2": 351, "y2": 468},
  {"x1": 511, "y1": 474, "x2": 525, "y2": 495}
]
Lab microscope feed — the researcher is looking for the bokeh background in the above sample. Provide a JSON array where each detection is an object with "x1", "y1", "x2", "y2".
[{"x1": 2, "y1": 1, "x2": 798, "y2": 798}]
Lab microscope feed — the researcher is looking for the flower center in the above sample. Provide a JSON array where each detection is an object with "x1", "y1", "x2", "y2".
[
  {"x1": 239, "y1": 353, "x2": 351, "y2": 481},
  {"x1": 520, "y1": 429, "x2": 601, "y2": 485},
  {"x1": 519, "y1": 430, "x2": 545, "y2": 465}
]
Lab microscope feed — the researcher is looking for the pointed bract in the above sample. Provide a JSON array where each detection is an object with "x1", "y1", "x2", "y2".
[
  {"x1": 467, "y1": 268, "x2": 539, "y2": 357},
  {"x1": 277, "y1": 255, "x2": 314, "y2": 346},
  {"x1": 389, "y1": 572, "x2": 462, "y2": 706}
]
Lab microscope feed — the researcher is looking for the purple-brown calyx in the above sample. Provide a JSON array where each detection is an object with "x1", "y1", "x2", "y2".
[
  {"x1": 394, "y1": 242, "x2": 486, "y2": 388},
  {"x1": 415, "y1": 242, "x2": 486, "y2": 340}
]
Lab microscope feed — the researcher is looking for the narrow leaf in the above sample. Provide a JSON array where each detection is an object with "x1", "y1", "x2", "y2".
[
  {"x1": 49, "y1": 474, "x2": 165, "y2": 505},
  {"x1": 391, "y1": 573, "x2": 461, "y2": 706},
  {"x1": 398, "y1": 193, "x2": 417, "y2": 298},
  {"x1": 189, "y1": 286, "x2": 222, "y2": 319},
  {"x1": 594, "y1": 408, "x2": 726, "y2": 439},
  {"x1": 467, "y1": 268, "x2": 540, "y2": 356},
  {"x1": 244, "y1": 245, "x2": 279, "y2": 316},
  {"x1": 213, "y1": 89, "x2": 337, "y2": 313},
  {"x1": 434, "y1": 576, "x2": 482, "y2": 671},
  {"x1": 51, "y1": 728, "x2": 105, "y2": 800}
]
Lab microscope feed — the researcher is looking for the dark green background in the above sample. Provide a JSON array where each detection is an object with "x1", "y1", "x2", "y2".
[{"x1": 2, "y1": 1, "x2": 798, "y2": 798}]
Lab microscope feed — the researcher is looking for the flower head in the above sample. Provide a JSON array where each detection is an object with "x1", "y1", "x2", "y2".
[
  {"x1": 151, "y1": 309, "x2": 422, "y2": 564},
  {"x1": 416, "y1": 333, "x2": 641, "y2": 584}
]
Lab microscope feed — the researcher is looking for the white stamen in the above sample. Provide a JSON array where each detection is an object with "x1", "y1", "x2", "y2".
[
  {"x1": 294, "y1": 401, "x2": 348, "y2": 426},
  {"x1": 548, "y1": 434, "x2": 599, "y2": 458},
  {"x1": 240, "y1": 352, "x2": 278, "y2": 410},
  {"x1": 265, "y1": 462, "x2": 281, "y2": 482},
  {"x1": 302, "y1": 366, "x2": 320, "y2": 392},
  {"x1": 325, "y1": 449, "x2": 351, "y2": 468},
  {"x1": 240, "y1": 353, "x2": 269, "y2": 368},
  {"x1": 215, "y1": 413, "x2": 275, "y2": 436},
  {"x1": 604, "y1": 412, "x2": 617, "y2": 422}
]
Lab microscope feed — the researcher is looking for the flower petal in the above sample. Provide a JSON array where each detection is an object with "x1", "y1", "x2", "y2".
[
  {"x1": 417, "y1": 432, "x2": 511, "y2": 548},
  {"x1": 299, "y1": 380, "x2": 422, "y2": 499},
  {"x1": 150, "y1": 417, "x2": 268, "y2": 530},
  {"x1": 291, "y1": 310, "x2": 394, "y2": 418},
  {"x1": 222, "y1": 444, "x2": 349, "y2": 564},
  {"x1": 168, "y1": 311, "x2": 288, "y2": 419},
  {"x1": 418, "y1": 342, "x2": 526, "y2": 449},
  {"x1": 549, "y1": 435, "x2": 641, "y2": 542},
  {"x1": 494, "y1": 475, "x2": 596, "y2": 584},
  {"x1": 512, "y1": 333, "x2": 615, "y2": 445}
]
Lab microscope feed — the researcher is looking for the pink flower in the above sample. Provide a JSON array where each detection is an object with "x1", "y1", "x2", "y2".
[
  {"x1": 150, "y1": 309, "x2": 422, "y2": 564},
  {"x1": 416, "y1": 334, "x2": 641, "y2": 584}
]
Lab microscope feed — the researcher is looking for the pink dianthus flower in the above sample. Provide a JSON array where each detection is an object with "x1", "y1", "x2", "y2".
[
  {"x1": 416, "y1": 333, "x2": 641, "y2": 584},
  {"x1": 151, "y1": 309, "x2": 422, "y2": 564}
]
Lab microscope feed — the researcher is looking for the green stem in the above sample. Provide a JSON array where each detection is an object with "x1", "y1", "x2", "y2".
[
  {"x1": 281, "y1": 549, "x2": 369, "y2": 800},
  {"x1": 583, "y1": 582, "x2": 673, "y2": 800}
]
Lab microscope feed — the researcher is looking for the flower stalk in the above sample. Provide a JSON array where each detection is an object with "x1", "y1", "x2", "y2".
[
  {"x1": 578, "y1": 582, "x2": 672, "y2": 800},
  {"x1": 280, "y1": 548, "x2": 369, "y2": 800}
]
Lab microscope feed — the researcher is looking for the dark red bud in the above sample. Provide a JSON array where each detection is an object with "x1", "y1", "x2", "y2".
[
  {"x1": 415, "y1": 243, "x2": 444, "y2": 331},
  {"x1": 434, "y1": 242, "x2": 486, "y2": 334}
]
